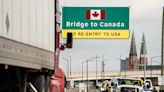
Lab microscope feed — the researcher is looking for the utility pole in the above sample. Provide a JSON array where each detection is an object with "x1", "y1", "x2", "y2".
[{"x1": 161, "y1": 7, "x2": 164, "y2": 90}]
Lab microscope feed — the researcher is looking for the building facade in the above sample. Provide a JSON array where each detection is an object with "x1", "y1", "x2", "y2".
[{"x1": 120, "y1": 58, "x2": 129, "y2": 71}]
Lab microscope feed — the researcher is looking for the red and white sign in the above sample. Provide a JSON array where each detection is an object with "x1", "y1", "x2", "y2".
[{"x1": 86, "y1": 9, "x2": 105, "y2": 20}]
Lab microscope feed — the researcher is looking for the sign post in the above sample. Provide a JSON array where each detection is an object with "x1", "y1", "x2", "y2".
[
  {"x1": 62, "y1": 7, "x2": 129, "y2": 39},
  {"x1": 158, "y1": 76, "x2": 164, "y2": 85}
]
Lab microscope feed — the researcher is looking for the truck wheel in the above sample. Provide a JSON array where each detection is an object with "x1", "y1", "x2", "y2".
[
  {"x1": 33, "y1": 75, "x2": 45, "y2": 92},
  {"x1": 45, "y1": 76, "x2": 50, "y2": 92}
]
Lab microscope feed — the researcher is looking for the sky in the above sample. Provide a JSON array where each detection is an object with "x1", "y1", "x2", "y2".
[{"x1": 59, "y1": 0, "x2": 164, "y2": 73}]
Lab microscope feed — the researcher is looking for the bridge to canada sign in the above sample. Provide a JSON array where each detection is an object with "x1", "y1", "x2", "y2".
[{"x1": 62, "y1": 7, "x2": 129, "y2": 39}]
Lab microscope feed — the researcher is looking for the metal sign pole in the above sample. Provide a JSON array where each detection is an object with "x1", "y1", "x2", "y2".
[{"x1": 161, "y1": 7, "x2": 164, "y2": 90}]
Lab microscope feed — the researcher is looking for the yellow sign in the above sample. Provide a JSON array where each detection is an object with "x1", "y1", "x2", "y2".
[{"x1": 62, "y1": 30, "x2": 129, "y2": 39}]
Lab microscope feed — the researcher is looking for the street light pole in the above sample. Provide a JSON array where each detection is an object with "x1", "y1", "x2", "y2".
[
  {"x1": 101, "y1": 61, "x2": 104, "y2": 80},
  {"x1": 161, "y1": 7, "x2": 164, "y2": 89},
  {"x1": 69, "y1": 56, "x2": 72, "y2": 78},
  {"x1": 82, "y1": 61, "x2": 84, "y2": 82},
  {"x1": 101, "y1": 54, "x2": 105, "y2": 80},
  {"x1": 84, "y1": 56, "x2": 99, "y2": 92},
  {"x1": 63, "y1": 58, "x2": 70, "y2": 77},
  {"x1": 67, "y1": 60, "x2": 69, "y2": 77},
  {"x1": 151, "y1": 57, "x2": 152, "y2": 78},
  {"x1": 86, "y1": 60, "x2": 89, "y2": 92},
  {"x1": 96, "y1": 55, "x2": 98, "y2": 87},
  {"x1": 144, "y1": 54, "x2": 146, "y2": 84},
  {"x1": 119, "y1": 55, "x2": 121, "y2": 77},
  {"x1": 66, "y1": 55, "x2": 72, "y2": 78},
  {"x1": 125, "y1": 59, "x2": 127, "y2": 77}
]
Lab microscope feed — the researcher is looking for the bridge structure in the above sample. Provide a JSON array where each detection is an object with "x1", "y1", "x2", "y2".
[{"x1": 66, "y1": 70, "x2": 161, "y2": 86}]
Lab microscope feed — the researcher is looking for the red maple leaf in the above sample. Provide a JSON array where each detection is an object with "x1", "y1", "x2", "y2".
[{"x1": 92, "y1": 11, "x2": 99, "y2": 17}]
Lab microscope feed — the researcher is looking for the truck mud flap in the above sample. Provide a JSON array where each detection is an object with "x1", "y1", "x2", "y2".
[{"x1": 27, "y1": 82, "x2": 37, "y2": 92}]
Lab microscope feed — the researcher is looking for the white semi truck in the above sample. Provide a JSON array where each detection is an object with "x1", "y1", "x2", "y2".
[{"x1": 0, "y1": 0, "x2": 72, "y2": 92}]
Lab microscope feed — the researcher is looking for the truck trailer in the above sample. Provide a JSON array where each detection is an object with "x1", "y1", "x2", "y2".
[{"x1": 0, "y1": 0, "x2": 71, "y2": 92}]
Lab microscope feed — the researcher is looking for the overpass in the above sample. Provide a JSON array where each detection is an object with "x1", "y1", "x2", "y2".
[{"x1": 66, "y1": 70, "x2": 161, "y2": 85}]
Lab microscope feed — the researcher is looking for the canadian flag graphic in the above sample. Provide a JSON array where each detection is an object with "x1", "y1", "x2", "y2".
[{"x1": 86, "y1": 9, "x2": 105, "y2": 20}]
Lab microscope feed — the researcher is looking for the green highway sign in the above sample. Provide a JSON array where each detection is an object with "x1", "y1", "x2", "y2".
[{"x1": 62, "y1": 7, "x2": 129, "y2": 39}]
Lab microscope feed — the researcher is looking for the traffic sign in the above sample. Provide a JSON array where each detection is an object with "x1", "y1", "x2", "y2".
[
  {"x1": 62, "y1": 7, "x2": 129, "y2": 39},
  {"x1": 158, "y1": 76, "x2": 164, "y2": 85}
]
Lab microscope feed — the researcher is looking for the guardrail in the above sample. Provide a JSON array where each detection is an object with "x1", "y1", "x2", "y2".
[{"x1": 66, "y1": 70, "x2": 161, "y2": 80}]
